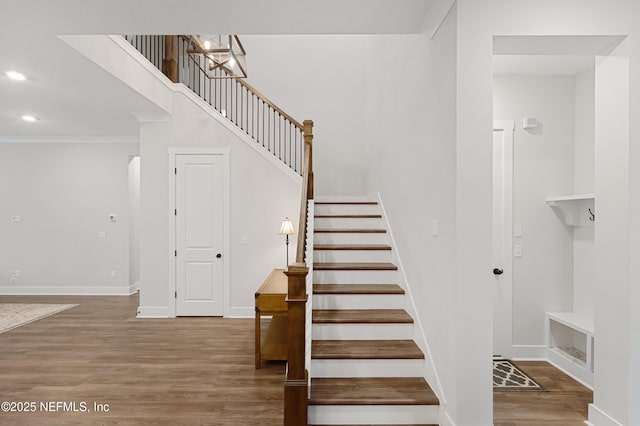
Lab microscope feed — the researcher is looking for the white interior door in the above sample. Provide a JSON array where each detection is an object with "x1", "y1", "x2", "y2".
[
  {"x1": 175, "y1": 154, "x2": 224, "y2": 316},
  {"x1": 493, "y1": 121, "x2": 514, "y2": 358}
]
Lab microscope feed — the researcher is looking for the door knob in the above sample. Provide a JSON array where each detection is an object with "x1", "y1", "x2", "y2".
[
  {"x1": 493, "y1": 268, "x2": 504, "y2": 275},
  {"x1": 216, "y1": 253, "x2": 222, "y2": 259}
]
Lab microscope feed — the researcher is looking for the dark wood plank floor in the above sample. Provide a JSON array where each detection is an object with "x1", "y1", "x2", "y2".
[
  {"x1": 0, "y1": 295, "x2": 592, "y2": 425},
  {"x1": 0, "y1": 294, "x2": 285, "y2": 426},
  {"x1": 494, "y1": 360, "x2": 593, "y2": 426}
]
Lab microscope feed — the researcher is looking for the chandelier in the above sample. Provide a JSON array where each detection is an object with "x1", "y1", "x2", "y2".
[{"x1": 186, "y1": 35, "x2": 247, "y2": 79}]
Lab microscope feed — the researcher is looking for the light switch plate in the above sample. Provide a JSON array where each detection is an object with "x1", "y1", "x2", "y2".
[
  {"x1": 241, "y1": 236, "x2": 249, "y2": 245},
  {"x1": 514, "y1": 245, "x2": 523, "y2": 258},
  {"x1": 98, "y1": 231, "x2": 106, "y2": 239},
  {"x1": 431, "y1": 220, "x2": 438, "y2": 236}
]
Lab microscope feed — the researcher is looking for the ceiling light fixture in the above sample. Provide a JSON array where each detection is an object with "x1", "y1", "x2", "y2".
[
  {"x1": 187, "y1": 35, "x2": 247, "y2": 79},
  {"x1": 22, "y1": 115, "x2": 38, "y2": 122},
  {"x1": 6, "y1": 71, "x2": 26, "y2": 81}
]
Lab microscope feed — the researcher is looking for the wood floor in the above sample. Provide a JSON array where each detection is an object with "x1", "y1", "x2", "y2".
[
  {"x1": 0, "y1": 294, "x2": 285, "y2": 426},
  {"x1": 494, "y1": 361, "x2": 593, "y2": 426},
  {"x1": 0, "y1": 295, "x2": 592, "y2": 425}
]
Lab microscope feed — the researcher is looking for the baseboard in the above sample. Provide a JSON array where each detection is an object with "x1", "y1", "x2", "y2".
[
  {"x1": 0, "y1": 285, "x2": 137, "y2": 296},
  {"x1": 546, "y1": 357, "x2": 593, "y2": 390},
  {"x1": 510, "y1": 344, "x2": 546, "y2": 359},
  {"x1": 588, "y1": 404, "x2": 624, "y2": 426},
  {"x1": 225, "y1": 306, "x2": 254, "y2": 318},
  {"x1": 376, "y1": 192, "x2": 447, "y2": 407},
  {"x1": 136, "y1": 306, "x2": 171, "y2": 318},
  {"x1": 136, "y1": 306, "x2": 253, "y2": 319},
  {"x1": 439, "y1": 406, "x2": 456, "y2": 426}
]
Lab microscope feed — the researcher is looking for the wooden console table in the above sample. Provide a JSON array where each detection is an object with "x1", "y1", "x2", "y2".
[{"x1": 255, "y1": 269, "x2": 288, "y2": 369}]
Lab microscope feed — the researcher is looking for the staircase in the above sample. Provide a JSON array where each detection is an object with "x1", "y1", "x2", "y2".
[{"x1": 308, "y1": 199, "x2": 439, "y2": 425}]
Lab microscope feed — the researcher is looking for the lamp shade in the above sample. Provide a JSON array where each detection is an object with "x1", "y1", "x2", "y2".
[{"x1": 278, "y1": 217, "x2": 296, "y2": 235}]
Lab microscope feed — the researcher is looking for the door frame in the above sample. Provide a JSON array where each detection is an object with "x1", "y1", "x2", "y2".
[
  {"x1": 168, "y1": 147, "x2": 231, "y2": 318},
  {"x1": 493, "y1": 120, "x2": 514, "y2": 359}
]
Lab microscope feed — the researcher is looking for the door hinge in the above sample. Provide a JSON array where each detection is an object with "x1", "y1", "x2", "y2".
[
  {"x1": 174, "y1": 167, "x2": 177, "y2": 174},
  {"x1": 174, "y1": 291, "x2": 177, "y2": 298},
  {"x1": 174, "y1": 209, "x2": 177, "y2": 216},
  {"x1": 174, "y1": 250, "x2": 177, "y2": 257}
]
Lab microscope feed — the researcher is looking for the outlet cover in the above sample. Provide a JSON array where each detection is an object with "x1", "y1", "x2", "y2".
[{"x1": 514, "y1": 224, "x2": 522, "y2": 237}]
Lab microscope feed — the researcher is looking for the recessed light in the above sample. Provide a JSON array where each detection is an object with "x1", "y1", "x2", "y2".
[
  {"x1": 22, "y1": 115, "x2": 38, "y2": 122},
  {"x1": 6, "y1": 71, "x2": 26, "y2": 81}
]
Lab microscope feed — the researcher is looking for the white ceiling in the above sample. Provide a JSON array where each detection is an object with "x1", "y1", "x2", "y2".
[{"x1": 0, "y1": 0, "x2": 445, "y2": 140}]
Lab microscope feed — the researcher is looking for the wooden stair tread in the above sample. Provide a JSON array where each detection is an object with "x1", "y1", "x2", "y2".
[
  {"x1": 314, "y1": 244, "x2": 392, "y2": 251},
  {"x1": 315, "y1": 228, "x2": 387, "y2": 233},
  {"x1": 313, "y1": 309, "x2": 413, "y2": 324},
  {"x1": 314, "y1": 262, "x2": 397, "y2": 271},
  {"x1": 309, "y1": 377, "x2": 438, "y2": 406},
  {"x1": 312, "y1": 340, "x2": 424, "y2": 359},
  {"x1": 313, "y1": 284, "x2": 404, "y2": 295},
  {"x1": 315, "y1": 201, "x2": 378, "y2": 205},
  {"x1": 315, "y1": 214, "x2": 383, "y2": 218}
]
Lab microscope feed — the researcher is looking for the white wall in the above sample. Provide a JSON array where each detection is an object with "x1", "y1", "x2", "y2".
[
  {"x1": 363, "y1": 13, "x2": 457, "y2": 422},
  {"x1": 128, "y1": 156, "x2": 141, "y2": 288},
  {"x1": 458, "y1": 1, "x2": 640, "y2": 424},
  {"x1": 594, "y1": 43, "x2": 630, "y2": 426},
  {"x1": 237, "y1": 36, "x2": 369, "y2": 196},
  {"x1": 573, "y1": 68, "x2": 595, "y2": 319},
  {"x1": 493, "y1": 76, "x2": 575, "y2": 350},
  {"x1": 138, "y1": 91, "x2": 301, "y2": 317},
  {"x1": 0, "y1": 141, "x2": 138, "y2": 294}
]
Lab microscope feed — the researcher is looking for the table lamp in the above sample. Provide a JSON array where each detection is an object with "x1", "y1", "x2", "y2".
[{"x1": 278, "y1": 217, "x2": 296, "y2": 268}]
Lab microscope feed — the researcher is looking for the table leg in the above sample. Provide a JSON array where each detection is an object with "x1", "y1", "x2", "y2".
[{"x1": 255, "y1": 309, "x2": 261, "y2": 369}]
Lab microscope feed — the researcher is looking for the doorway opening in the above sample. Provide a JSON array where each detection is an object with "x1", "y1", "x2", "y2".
[{"x1": 491, "y1": 35, "x2": 627, "y2": 375}]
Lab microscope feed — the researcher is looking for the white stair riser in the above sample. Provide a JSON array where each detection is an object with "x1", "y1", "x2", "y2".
[
  {"x1": 308, "y1": 404, "x2": 439, "y2": 425},
  {"x1": 314, "y1": 232, "x2": 389, "y2": 245},
  {"x1": 314, "y1": 217, "x2": 384, "y2": 229},
  {"x1": 313, "y1": 294, "x2": 404, "y2": 310},
  {"x1": 314, "y1": 204, "x2": 381, "y2": 216},
  {"x1": 314, "y1": 270, "x2": 397, "y2": 284},
  {"x1": 314, "y1": 249, "x2": 392, "y2": 263},
  {"x1": 312, "y1": 323, "x2": 413, "y2": 340},
  {"x1": 310, "y1": 358, "x2": 425, "y2": 378}
]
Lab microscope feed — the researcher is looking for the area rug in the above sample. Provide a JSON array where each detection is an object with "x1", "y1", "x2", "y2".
[
  {"x1": 493, "y1": 359, "x2": 546, "y2": 391},
  {"x1": 0, "y1": 304, "x2": 77, "y2": 334}
]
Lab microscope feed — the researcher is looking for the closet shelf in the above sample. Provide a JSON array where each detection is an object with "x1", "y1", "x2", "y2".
[
  {"x1": 546, "y1": 194, "x2": 595, "y2": 227},
  {"x1": 545, "y1": 193, "x2": 595, "y2": 203}
]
